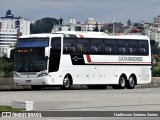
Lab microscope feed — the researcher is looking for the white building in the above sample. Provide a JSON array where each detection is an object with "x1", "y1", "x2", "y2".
[
  {"x1": 51, "y1": 17, "x2": 107, "y2": 32},
  {"x1": 0, "y1": 10, "x2": 30, "y2": 57},
  {"x1": 145, "y1": 23, "x2": 160, "y2": 43},
  {"x1": 81, "y1": 18, "x2": 106, "y2": 31},
  {"x1": 52, "y1": 17, "x2": 76, "y2": 32}
]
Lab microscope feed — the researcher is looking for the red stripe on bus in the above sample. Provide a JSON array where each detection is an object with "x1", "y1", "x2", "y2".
[
  {"x1": 79, "y1": 34, "x2": 84, "y2": 38},
  {"x1": 87, "y1": 62, "x2": 151, "y2": 64},
  {"x1": 86, "y1": 55, "x2": 92, "y2": 62}
]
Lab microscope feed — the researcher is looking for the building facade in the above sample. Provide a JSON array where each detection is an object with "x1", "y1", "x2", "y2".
[
  {"x1": 0, "y1": 10, "x2": 30, "y2": 57},
  {"x1": 52, "y1": 17, "x2": 77, "y2": 32},
  {"x1": 154, "y1": 15, "x2": 160, "y2": 24},
  {"x1": 145, "y1": 23, "x2": 160, "y2": 43},
  {"x1": 81, "y1": 18, "x2": 106, "y2": 31}
]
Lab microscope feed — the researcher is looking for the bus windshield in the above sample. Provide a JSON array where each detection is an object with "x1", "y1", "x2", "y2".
[{"x1": 14, "y1": 48, "x2": 47, "y2": 72}]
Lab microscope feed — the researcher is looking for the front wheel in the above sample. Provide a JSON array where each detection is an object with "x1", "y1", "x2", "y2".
[
  {"x1": 126, "y1": 76, "x2": 135, "y2": 89},
  {"x1": 61, "y1": 75, "x2": 72, "y2": 90}
]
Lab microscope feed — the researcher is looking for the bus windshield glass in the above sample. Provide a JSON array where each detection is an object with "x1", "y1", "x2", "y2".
[
  {"x1": 16, "y1": 38, "x2": 49, "y2": 48},
  {"x1": 14, "y1": 48, "x2": 47, "y2": 72}
]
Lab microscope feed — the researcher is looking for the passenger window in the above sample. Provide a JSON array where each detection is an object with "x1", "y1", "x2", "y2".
[
  {"x1": 118, "y1": 47, "x2": 126, "y2": 54},
  {"x1": 139, "y1": 40, "x2": 148, "y2": 55},
  {"x1": 90, "y1": 39, "x2": 103, "y2": 54},
  {"x1": 63, "y1": 39, "x2": 76, "y2": 54},
  {"x1": 128, "y1": 40, "x2": 139, "y2": 55},
  {"x1": 117, "y1": 40, "x2": 127, "y2": 55},
  {"x1": 104, "y1": 39, "x2": 116, "y2": 54},
  {"x1": 76, "y1": 38, "x2": 90, "y2": 54}
]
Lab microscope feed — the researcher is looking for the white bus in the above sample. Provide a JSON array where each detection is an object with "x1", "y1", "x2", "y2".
[{"x1": 7, "y1": 31, "x2": 151, "y2": 90}]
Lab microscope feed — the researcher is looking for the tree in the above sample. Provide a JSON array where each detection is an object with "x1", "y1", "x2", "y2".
[
  {"x1": 127, "y1": 19, "x2": 132, "y2": 26},
  {"x1": 59, "y1": 17, "x2": 63, "y2": 25},
  {"x1": 105, "y1": 22, "x2": 124, "y2": 33},
  {"x1": 30, "y1": 17, "x2": 59, "y2": 34},
  {"x1": 0, "y1": 55, "x2": 13, "y2": 78},
  {"x1": 93, "y1": 22, "x2": 99, "y2": 32}
]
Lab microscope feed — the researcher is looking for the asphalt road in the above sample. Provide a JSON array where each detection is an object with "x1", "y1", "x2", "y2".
[{"x1": 0, "y1": 87, "x2": 160, "y2": 119}]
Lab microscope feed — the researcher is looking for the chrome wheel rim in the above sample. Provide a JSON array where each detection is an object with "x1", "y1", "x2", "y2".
[
  {"x1": 120, "y1": 77, "x2": 125, "y2": 87},
  {"x1": 129, "y1": 77, "x2": 135, "y2": 87},
  {"x1": 64, "y1": 78, "x2": 70, "y2": 88}
]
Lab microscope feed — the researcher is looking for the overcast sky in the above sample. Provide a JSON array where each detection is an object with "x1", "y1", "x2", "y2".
[{"x1": 0, "y1": 0, "x2": 160, "y2": 23}]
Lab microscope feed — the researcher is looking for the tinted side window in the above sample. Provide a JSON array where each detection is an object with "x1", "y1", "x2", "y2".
[
  {"x1": 90, "y1": 39, "x2": 103, "y2": 54},
  {"x1": 51, "y1": 37, "x2": 61, "y2": 51},
  {"x1": 76, "y1": 38, "x2": 90, "y2": 54},
  {"x1": 104, "y1": 39, "x2": 116, "y2": 54},
  {"x1": 139, "y1": 40, "x2": 149, "y2": 55},
  {"x1": 117, "y1": 40, "x2": 128, "y2": 55},
  {"x1": 63, "y1": 38, "x2": 76, "y2": 54},
  {"x1": 128, "y1": 40, "x2": 139, "y2": 55}
]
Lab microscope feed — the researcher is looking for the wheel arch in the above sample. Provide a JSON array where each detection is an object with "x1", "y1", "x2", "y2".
[{"x1": 120, "y1": 73, "x2": 127, "y2": 82}]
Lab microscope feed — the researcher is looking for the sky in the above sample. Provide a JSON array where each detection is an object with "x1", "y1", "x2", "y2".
[{"x1": 0, "y1": 0, "x2": 160, "y2": 23}]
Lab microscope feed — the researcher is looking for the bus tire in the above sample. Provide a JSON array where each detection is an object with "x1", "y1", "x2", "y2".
[
  {"x1": 118, "y1": 75, "x2": 126, "y2": 89},
  {"x1": 31, "y1": 85, "x2": 42, "y2": 90},
  {"x1": 112, "y1": 75, "x2": 126, "y2": 89},
  {"x1": 61, "y1": 75, "x2": 72, "y2": 90},
  {"x1": 126, "y1": 76, "x2": 136, "y2": 89}
]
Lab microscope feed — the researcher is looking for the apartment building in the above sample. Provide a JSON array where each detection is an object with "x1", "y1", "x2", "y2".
[
  {"x1": 81, "y1": 18, "x2": 106, "y2": 31},
  {"x1": 145, "y1": 23, "x2": 160, "y2": 43},
  {"x1": 0, "y1": 10, "x2": 30, "y2": 57}
]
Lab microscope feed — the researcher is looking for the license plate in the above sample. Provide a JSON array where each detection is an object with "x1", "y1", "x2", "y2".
[{"x1": 26, "y1": 80, "x2": 31, "y2": 84}]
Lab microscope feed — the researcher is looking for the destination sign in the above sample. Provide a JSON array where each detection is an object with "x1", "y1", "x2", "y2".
[{"x1": 17, "y1": 50, "x2": 29, "y2": 53}]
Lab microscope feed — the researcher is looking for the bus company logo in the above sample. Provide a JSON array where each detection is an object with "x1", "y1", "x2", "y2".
[{"x1": 72, "y1": 56, "x2": 83, "y2": 61}]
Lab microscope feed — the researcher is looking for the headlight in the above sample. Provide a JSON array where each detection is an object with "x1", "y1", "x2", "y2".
[
  {"x1": 38, "y1": 73, "x2": 48, "y2": 77},
  {"x1": 14, "y1": 73, "x2": 20, "y2": 78}
]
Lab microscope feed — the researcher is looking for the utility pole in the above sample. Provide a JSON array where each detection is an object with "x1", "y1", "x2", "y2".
[{"x1": 113, "y1": 15, "x2": 115, "y2": 36}]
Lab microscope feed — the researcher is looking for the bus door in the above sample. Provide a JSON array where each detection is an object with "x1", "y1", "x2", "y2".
[{"x1": 49, "y1": 37, "x2": 61, "y2": 73}]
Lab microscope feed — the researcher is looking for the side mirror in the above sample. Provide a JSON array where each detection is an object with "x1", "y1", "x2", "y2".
[
  {"x1": 45, "y1": 47, "x2": 50, "y2": 57},
  {"x1": 6, "y1": 48, "x2": 14, "y2": 59}
]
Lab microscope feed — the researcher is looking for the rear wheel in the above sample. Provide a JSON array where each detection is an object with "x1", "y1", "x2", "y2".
[
  {"x1": 112, "y1": 75, "x2": 126, "y2": 89},
  {"x1": 119, "y1": 76, "x2": 126, "y2": 89},
  {"x1": 126, "y1": 76, "x2": 135, "y2": 89}
]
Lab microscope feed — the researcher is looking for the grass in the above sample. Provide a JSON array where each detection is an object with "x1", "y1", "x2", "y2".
[{"x1": 0, "y1": 105, "x2": 23, "y2": 112}]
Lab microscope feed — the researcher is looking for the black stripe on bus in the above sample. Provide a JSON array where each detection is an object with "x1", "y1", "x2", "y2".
[{"x1": 70, "y1": 55, "x2": 151, "y2": 66}]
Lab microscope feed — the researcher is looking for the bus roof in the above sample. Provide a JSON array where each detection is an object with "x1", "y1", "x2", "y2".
[{"x1": 19, "y1": 31, "x2": 149, "y2": 40}]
